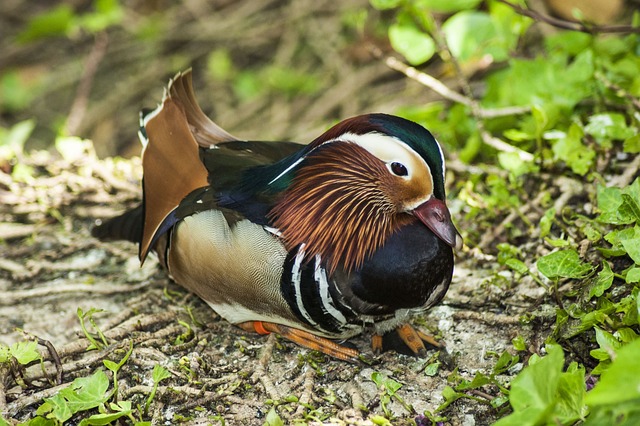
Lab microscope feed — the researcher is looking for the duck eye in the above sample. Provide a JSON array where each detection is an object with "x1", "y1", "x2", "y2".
[{"x1": 390, "y1": 162, "x2": 408, "y2": 177}]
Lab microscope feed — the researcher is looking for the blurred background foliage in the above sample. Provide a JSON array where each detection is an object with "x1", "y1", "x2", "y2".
[{"x1": 1, "y1": 0, "x2": 419, "y2": 157}]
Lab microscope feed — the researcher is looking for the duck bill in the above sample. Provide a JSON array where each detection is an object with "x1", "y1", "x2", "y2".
[{"x1": 413, "y1": 197, "x2": 462, "y2": 250}]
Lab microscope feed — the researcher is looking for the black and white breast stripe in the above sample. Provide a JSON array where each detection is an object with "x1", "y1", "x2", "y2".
[{"x1": 280, "y1": 246, "x2": 359, "y2": 335}]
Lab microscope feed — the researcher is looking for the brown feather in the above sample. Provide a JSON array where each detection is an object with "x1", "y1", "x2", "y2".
[
  {"x1": 270, "y1": 142, "x2": 415, "y2": 274},
  {"x1": 139, "y1": 98, "x2": 209, "y2": 262},
  {"x1": 166, "y1": 70, "x2": 240, "y2": 147}
]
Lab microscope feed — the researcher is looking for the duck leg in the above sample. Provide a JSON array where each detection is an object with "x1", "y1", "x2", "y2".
[{"x1": 238, "y1": 321, "x2": 360, "y2": 362}]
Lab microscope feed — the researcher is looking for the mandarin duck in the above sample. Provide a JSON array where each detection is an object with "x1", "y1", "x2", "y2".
[{"x1": 93, "y1": 69, "x2": 462, "y2": 362}]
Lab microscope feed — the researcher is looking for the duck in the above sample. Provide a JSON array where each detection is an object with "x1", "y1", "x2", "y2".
[{"x1": 92, "y1": 69, "x2": 462, "y2": 362}]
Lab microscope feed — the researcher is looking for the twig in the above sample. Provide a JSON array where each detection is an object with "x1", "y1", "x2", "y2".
[
  {"x1": 374, "y1": 47, "x2": 534, "y2": 162},
  {"x1": 294, "y1": 366, "x2": 315, "y2": 417},
  {"x1": 346, "y1": 382, "x2": 364, "y2": 411},
  {"x1": 65, "y1": 32, "x2": 109, "y2": 136},
  {"x1": 253, "y1": 334, "x2": 282, "y2": 400},
  {"x1": 595, "y1": 71, "x2": 640, "y2": 112},
  {"x1": 451, "y1": 310, "x2": 523, "y2": 326},
  {"x1": 609, "y1": 154, "x2": 640, "y2": 188},
  {"x1": 0, "y1": 282, "x2": 149, "y2": 305},
  {"x1": 36, "y1": 338, "x2": 63, "y2": 385},
  {"x1": 0, "y1": 365, "x2": 7, "y2": 417},
  {"x1": 497, "y1": 0, "x2": 640, "y2": 34},
  {"x1": 376, "y1": 49, "x2": 530, "y2": 119},
  {"x1": 468, "y1": 389, "x2": 494, "y2": 401},
  {"x1": 6, "y1": 382, "x2": 69, "y2": 416}
]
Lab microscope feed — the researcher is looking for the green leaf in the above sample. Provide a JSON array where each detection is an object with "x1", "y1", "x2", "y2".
[
  {"x1": 369, "y1": 0, "x2": 402, "y2": 10},
  {"x1": 589, "y1": 262, "x2": 614, "y2": 299},
  {"x1": 536, "y1": 249, "x2": 594, "y2": 279},
  {"x1": 0, "y1": 345, "x2": 10, "y2": 363},
  {"x1": 505, "y1": 258, "x2": 529, "y2": 275},
  {"x1": 494, "y1": 344, "x2": 564, "y2": 426},
  {"x1": 554, "y1": 362, "x2": 587, "y2": 423},
  {"x1": 58, "y1": 370, "x2": 111, "y2": 414},
  {"x1": 0, "y1": 119, "x2": 35, "y2": 160},
  {"x1": 623, "y1": 134, "x2": 640, "y2": 153},
  {"x1": 55, "y1": 136, "x2": 94, "y2": 163},
  {"x1": 44, "y1": 393, "x2": 74, "y2": 422},
  {"x1": 586, "y1": 338, "x2": 640, "y2": 406},
  {"x1": 498, "y1": 151, "x2": 537, "y2": 177},
  {"x1": 388, "y1": 23, "x2": 435, "y2": 65},
  {"x1": 620, "y1": 196, "x2": 640, "y2": 225},
  {"x1": 10, "y1": 341, "x2": 41, "y2": 365},
  {"x1": 264, "y1": 407, "x2": 284, "y2": 426},
  {"x1": 539, "y1": 208, "x2": 556, "y2": 239},
  {"x1": 424, "y1": 362, "x2": 440, "y2": 376},
  {"x1": 415, "y1": 0, "x2": 482, "y2": 13},
  {"x1": 594, "y1": 327, "x2": 622, "y2": 360},
  {"x1": 584, "y1": 113, "x2": 635, "y2": 147},
  {"x1": 17, "y1": 4, "x2": 74, "y2": 43},
  {"x1": 152, "y1": 364, "x2": 172, "y2": 383},
  {"x1": 207, "y1": 49, "x2": 234, "y2": 81},
  {"x1": 512, "y1": 335, "x2": 526, "y2": 351},
  {"x1": 103, "y1": 360, "x2": 118, "y2": 371},
  {"x1": 550, "y1": 123, "x2": 595, "y2": 176},
  {"x1": 596, "y1": 184, "x2": 625, "y2": 224},
  {"x1": 79, "y1": 401, "x2": 132, "y2": 426},
  {"x1": 493, "y1": 351, "x2": 519, "y2": 375},
  {"x1": 621, "y1": 237, "x2": 640, "y2": 264},
  {"x1": 442, "y1": 11, "x2": 506, "y2": 62},
  {"x1": 626, "y1": 267, "x2": 640, "y2": 283}
]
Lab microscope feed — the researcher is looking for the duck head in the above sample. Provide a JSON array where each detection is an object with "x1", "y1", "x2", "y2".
[{"x1": 269, "y1": 113, "x2": 462, "y2": 274}]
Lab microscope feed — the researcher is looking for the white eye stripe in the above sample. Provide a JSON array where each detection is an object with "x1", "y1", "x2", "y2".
[
  {"x1": 339, "y1": 132, "x2": 431, "y2": 178},
  {"x1": 434, "y1": 137, "x2": 446, "y2": 183}
]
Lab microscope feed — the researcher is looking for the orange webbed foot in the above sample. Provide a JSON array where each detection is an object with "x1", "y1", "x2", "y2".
[
  {"x1": 238, "y1": 321, "x2": 360, "y2": 363},
  {"x1": 372, "y1": 324, "x2": 442, "y2": 357}
]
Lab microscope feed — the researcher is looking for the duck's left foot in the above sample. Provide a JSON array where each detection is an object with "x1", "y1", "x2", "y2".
[
  {"x1": 372, "y1": 324, "x2": 442, "y2": 357},
  {"x1": 238, "y1": 321, "x2": 360, "y2": 363}
]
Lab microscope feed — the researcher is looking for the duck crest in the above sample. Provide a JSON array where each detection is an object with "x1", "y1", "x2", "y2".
[{"x1": 269, "y1": 141, "x2": 414, "y2": 274}]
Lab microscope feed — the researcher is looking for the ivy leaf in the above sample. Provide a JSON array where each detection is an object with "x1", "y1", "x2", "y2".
[
  {"x1": 555, "y1": 362, "x2": 587, "y2": 424},
  {"x1": 550, "y1": 123, "x2": 595, "y2": 176},
  {"x1": 43, "y1": 393, "x2": 74, "y2": 423},
  {"x1": 589, "y1": 262, "x2": 614, "y2": 299},
  {"x1": 264, "y1": 407, "x2": 284, "y2": 426},
  {"x1": 584, "y1": 112, "x2": 635, "y2": 148},
  {"x1": 0, "y1": 345, "x2": 10, "y2": 363},
  {"x1": 586, "y1": 338, "x2": 640, "y2": 406},
  {"x1": 620, "y1": 194, "x2": 640, "y2": 224},
  {"x1": 536, "y1": 249, "x2": 594, "y2": 279},
  {"x1": 506, "y1": 258, "x2": 529, "y2": 275},
  {"x1": 417, "y1": 0, "x2": 483, "y2": 13},
  {"x1": 494, "y1": 344, "x2": 564, "y2": 426},
  {"x1": 596, "y1": 184, "x2": 625, "y2": 224},
  {"x1": 626, "y1": 267, "x2": 640, "y2": 283},
  {"x1": 370, "y1": 0, "x2": 402, "y2": 10},
  {"x1": 57, "y1": 370, "x2": 111, "y2": 414},
  {"x1": 442, "y1": 11, "x2": 506, "y2": 62},
  {"x1": 10, "y1": 341, "x2": 41, "y2": 365},
  {"x1": 623, "y1": 134, "x2": 640, "y2": 153},
  {"x1": 79, "y1": 401, "x2": 133, "y2": 426},
  {"x1": 16, "y1": 4, "x2": 74, "y2": 43},
  {"x1": 152, "y1": 364, "x2": 172, "y2": 383},
  {"x1": 389, "y1": 23, "x2": 436, "y2": 65}
]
